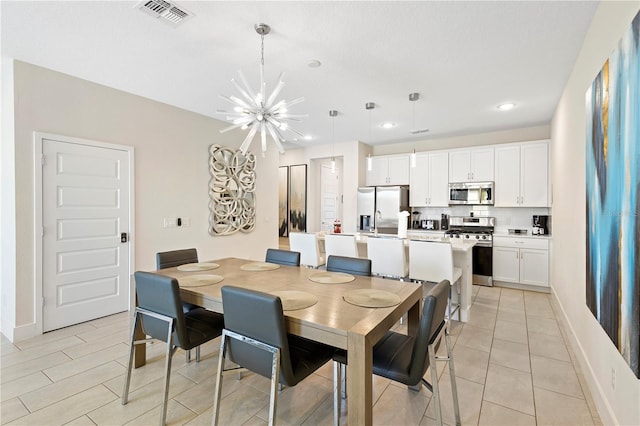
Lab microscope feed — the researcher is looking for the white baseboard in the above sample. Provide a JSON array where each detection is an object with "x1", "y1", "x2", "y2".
[
  {"x1": 12, "y1": 321, "x2": 38, "y2": 342},
  {"x1": 549, "y1": 287, "x2": 617, "y2": 426}
]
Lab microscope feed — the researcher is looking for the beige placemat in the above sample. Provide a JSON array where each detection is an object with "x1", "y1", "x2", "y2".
[
  {"x1": 343, "y1": 289, "x2": 401, "y2": 308},
  {"x1": 179, "y1": 274, "x2": 224, "y2": 287},
  {"x1": 308, "y1": 272, "x2": 355, "y2": 284},
  {"x1": 240, "y1": 262, "x2": 281, "y2": 271},
  {"x1": 271, "y1": 290, "x2": 318, "y2": 311},
  {"x1": 176, "y1": 262, "x2": 220, "y2": 272}
]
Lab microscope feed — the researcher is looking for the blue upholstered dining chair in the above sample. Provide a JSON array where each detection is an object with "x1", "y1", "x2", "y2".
[
  {"x1": 212, "y1": 286, "x2": 334, "y2": 425},
  {"x1": 265, "y1": 248, "x2": 301, "y2": 266},
  {"x1": 122, "y1": 272, "x2": 224, "y2": 426},
  {"x1": 334, "y1": 280, "x2": 461, "y2": 426},
  {"x1": 156, "y1": 248, "x2": 202, "y2": 362}
]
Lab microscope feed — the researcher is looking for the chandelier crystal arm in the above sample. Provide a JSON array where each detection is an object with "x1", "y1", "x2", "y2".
[
  {"x1": 220, "y1": 120, "x2": 252, "y2": 134},
  {"x1": 239, "y1": 122, "x2": 260, "y2": 153},
  {"x1": 237, "y1": 70, "x2": 258, "y2": 105},
  {"x1": 229, "y1": 79, "x2": 256, "y2": 106},
  {"x1": 283, "y1": 126, "x2": 306, "y2": 137},
  {"x1": 275, "y1": 114, "x2": 306, "y2": 120},
  {"x1": 218, "y1": 95, "x2": 252, "y2": 111},
  {"x1": 266, "y1": 73, "x2": 285, "y2": 106},
  {"x1": 260, "y1": 122, "x2": 267, "y2": 153},
  {"x1": 266, "y1": 124, "x2": 286, "y2": 153}
]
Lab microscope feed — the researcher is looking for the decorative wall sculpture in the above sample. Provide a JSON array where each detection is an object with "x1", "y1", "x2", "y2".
[
  {"x1": 208, "y1": 145, "x2": 256, "y2": 235},
  {"x1": 288, "y1": 164, "x2": 307, "y2": 233},
  {"x1": 585, "y1": 9, "x2": 639, "y2": 378},
  {"x1": 278, "y1": 166, "x2": 289, "y2": 237}
]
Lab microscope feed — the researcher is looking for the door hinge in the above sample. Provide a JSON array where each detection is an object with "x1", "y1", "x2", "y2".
[
  {"x1": 41, "y1": 297, "x2": 45, "y2": 308},
  {"x1": 42, "y1": 226, "x2": 45, "y2": 237},
  {"x1": 41, "y1": 155, "x2": 46, "y2": 166}
]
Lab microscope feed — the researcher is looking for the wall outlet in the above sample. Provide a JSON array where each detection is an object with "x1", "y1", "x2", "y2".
[
  {"x1": 163, "y1": 218, "x2": 177, "y2": 228},
  {"x1": 181, "y1": 217, "x2": 190, "y2": 227},
  {"x1": 611, "y1": 367, "x2": 616, "y2": 390}
]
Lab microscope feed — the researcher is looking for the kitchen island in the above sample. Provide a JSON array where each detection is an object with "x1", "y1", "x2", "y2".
[{"x1": 318, "y1": 232, "x2": 476, "y2": 322}]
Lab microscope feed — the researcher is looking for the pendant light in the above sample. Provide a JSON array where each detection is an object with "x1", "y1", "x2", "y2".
[
  {"x1": 329, "y1": 110, "x2": 338, "y2": 173},
  {"x1": 366, "y1": 102, "x2": 375, "y2": 171},
  {"x1": 218, "y1": 23, "x2": 306, "y2": 156},
  {"x1": 409, "y1": 93, "x2": 419, "y2": 168}
]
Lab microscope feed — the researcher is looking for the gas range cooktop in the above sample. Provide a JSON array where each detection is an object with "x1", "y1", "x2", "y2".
[{"x1": 444, "y1": 216, "x2": 495, "y2": 245}]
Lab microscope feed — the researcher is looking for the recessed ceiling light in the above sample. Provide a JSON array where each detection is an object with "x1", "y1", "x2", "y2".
[
  {"x1": 303, "y1": 135, "x2": 313, "y2": 140},
  {"x1": 497, "y1": 103, "x2": 516, "y2": 111},
  {"x1": 307, "y1": 59, "x2": 322, "y2": 68},
  {"x1": 381, "y1": 122, "x2": 396, "y2": 129}
]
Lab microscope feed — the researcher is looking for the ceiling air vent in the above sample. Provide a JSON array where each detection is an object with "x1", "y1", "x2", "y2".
[
  {"x1": 410, "y1": 128, "x2": 430, "y2": 135},
  {"x1": 136, "y1": 0, "x2": 194, "y2": 27}
]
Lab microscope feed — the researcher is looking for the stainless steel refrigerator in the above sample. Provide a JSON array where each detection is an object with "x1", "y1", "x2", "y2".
[{"x1": 357, "y1": 186, "x2": 409, "y2": 234}]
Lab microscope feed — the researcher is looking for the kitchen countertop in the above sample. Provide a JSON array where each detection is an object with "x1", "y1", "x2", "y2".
[
  {"x1": 321, "y1": 232, "x2": 476, "y2": 251},
  {"x1": 492, "y1": 232, "x2": 552, "y2": 240}
]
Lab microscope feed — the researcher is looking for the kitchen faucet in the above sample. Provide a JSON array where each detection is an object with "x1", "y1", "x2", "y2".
[{"x1": 374, "y1": 210, "x2": 382, "y2": 235}]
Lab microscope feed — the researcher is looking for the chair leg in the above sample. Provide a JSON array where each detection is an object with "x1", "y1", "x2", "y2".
[
  {"x1": 268, "y1": 349, "x2": 281, "y2": 426},
  {"x1": 121, "y1": 312, "x2": 140, "y2": 405},
  {"x1": 341, "y1": 364, "x2": 347, "y2": 399},
  {"x1": 196, "y1": 345, "x2": 201, "y2": 362},
  {"x1": 186, "y1": 349, "x2": 191, "y2": 363},
  {"x1": 212, "y1": 334, "x2": 228, "y2": 426},
  {"x1": 333, "y1": 361, "x2": 342, "y2": 426},
  {"x1": 428, "y1": 343, "x2": 443, "y2": 426},
  {"x1": 160, "y1": 323, "x2": 176, "y2": 426},
  {"x1": 446, "y1": 330, "x2": 461, "y2": 426}
]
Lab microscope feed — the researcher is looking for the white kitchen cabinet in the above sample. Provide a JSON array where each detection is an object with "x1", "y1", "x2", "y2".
[
  {"x1": 493, "y1": 246, "x2": 520, "y2": 282},
  {"x1": 448, "y1": 147, "x2": 494, "y2": 182},
  {"x1": 493, "y1": 236, "x2": 549, "y2": 287},
  {"x1": 410, "y1": 151, "x2": 449, "y2": 207},
  {"x1": 366, "y1": 154, "x2": 410, "y2": 186},
  {"x1": 495, "y1": 140, "x2": 549, "y2": 207}
]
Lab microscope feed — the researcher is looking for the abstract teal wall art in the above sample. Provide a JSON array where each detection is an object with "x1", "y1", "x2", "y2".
[{"x1": 586, "y1": 9, "x2": 640, "y2": 378}]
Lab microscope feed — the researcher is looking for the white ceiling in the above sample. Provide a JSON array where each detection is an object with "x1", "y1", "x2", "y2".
[{"x1": 1, "y1": 1, "x2": 598, "y2": 149}]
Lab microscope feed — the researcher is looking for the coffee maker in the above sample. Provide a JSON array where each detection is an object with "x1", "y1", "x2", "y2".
[{"x1": 532, "y1": 215, "x2": 550, "y2": 235}]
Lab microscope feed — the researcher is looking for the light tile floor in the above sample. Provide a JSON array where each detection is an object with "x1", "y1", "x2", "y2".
[{"x1": 1, "y1": 285, "x2": 603, "y2": 425}]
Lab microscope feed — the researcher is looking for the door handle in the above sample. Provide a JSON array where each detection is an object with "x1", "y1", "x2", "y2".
[{"x1": 121, "y1": 232, "x2": 128, "y2": 243}]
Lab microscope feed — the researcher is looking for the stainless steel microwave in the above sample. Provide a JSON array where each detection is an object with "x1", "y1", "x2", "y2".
[{"x1": 448, "y1": 182, "x2": 494, "y2": 205}]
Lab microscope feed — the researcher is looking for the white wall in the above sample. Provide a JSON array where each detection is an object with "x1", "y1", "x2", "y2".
[
  {"x1": 4, "y1": 61, "x2": 279, "y2": 340},
  {"x1": 1, "y1": 57, "x2": 17, "y2": 340},
  {"x1": 551, "y1": 2, "x2": 640, "y2": 425}
]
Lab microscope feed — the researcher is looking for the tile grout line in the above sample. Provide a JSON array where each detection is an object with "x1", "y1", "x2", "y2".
[
  {"x1": 475, "y1": 285, "x2": 500, "y2": 426},
  {"x1": 523, "y1": 292, "x2": 539, "y2": 426}
]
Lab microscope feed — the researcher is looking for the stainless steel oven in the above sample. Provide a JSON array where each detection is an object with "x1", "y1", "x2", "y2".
[{"x1": 445, "y1": 216, "x2": 495, "y2": 286}]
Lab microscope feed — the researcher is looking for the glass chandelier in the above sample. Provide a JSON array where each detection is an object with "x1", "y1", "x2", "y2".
[{"x1": 218, "y1": 23, "x2": 305, "y2": 155}]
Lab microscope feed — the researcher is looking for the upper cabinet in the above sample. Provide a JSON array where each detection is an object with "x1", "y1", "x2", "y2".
[
  {"x1": 495, "y1": 140, "x2": 549, "y2": 207},
  {"x1": 448, "y1": 147, "x2": 494, "y2": 182},
  {"x1": 366, "y1": 154, "x2": 410, "y2": 186},
  {"x1": 410, "y1": 151, "x2": 449, "y2": 207}
]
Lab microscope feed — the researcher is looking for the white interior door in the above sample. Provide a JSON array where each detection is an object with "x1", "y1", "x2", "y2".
[
  {"x1": 320, "y1": 161, "x2": 341, "y2": 232},
  {"x1": 42, "y1": 138, "x2": 131, "y2": 332}
]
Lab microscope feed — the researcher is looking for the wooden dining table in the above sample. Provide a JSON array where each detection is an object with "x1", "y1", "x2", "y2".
[{"x1": 134, "y1": 257, "x2": 422, "y2": 425}]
